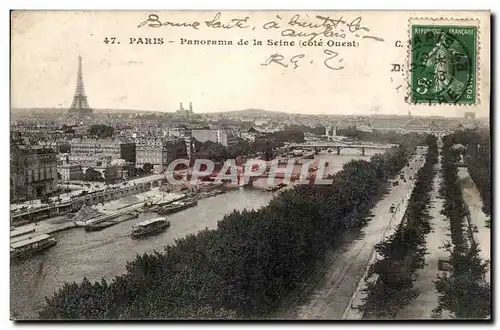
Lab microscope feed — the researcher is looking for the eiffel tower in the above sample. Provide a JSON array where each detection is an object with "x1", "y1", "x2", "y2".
[{"x1": 68, "y1": 55, "x2": 93, "y2": 117}]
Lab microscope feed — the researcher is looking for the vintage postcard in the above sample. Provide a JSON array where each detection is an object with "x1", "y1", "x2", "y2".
[{"x1": 10, "y1": 10, "x2": 491, "y2": 320}]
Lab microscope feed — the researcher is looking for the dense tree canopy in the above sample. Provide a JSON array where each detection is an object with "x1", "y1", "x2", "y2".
[
  {"x1": 285, "y1": 125, "x2": 326, "y2": 136},
  {"x1": 433, "y1": 131, "x2": 490, "y2": 319},
  {"x1": 142, "y1": 163, "x2": 153, "y2": 174},
  {"x1": 88, "y1": 125, "x2": 114, "y2": 139},
  {"x1": 40, "y1": 142, "x2": 413, "y2": 319},
  {"x1": 84, "y1": 168, "x2": 104, "y2": 182}
]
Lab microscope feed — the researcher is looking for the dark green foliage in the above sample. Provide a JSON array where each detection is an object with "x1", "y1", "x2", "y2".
[
  {"x1": 88, "y1": 124, "x2": 114, "y2": 139},
  {"x1": 285, "y1": 125, "x2": 326, "y2": 136},
  {"x1": 267, "y1": 130, "x2": 305, "y2": 145},
  {"x1": 58, "y1": 143, "x2": 71, "y2": 153},
  {"x1": 40, "y1": 145, "x2": 413, "y2": 319},
  {"x1": 142, "y1": 163, "x2": 153, "y2": 174},
  {"x1": 359, "y1": 135, "x2": 438, "y2": 318},
  {"x1": 465, "y1": 132, "x2": 490, "y2": 217},
  {"x1": 433, "y1": 132, "x2": 490, "y2": 319},
  {"x1": 84, "y1": 167, "x2": 104, "y2": 182},
  {"x1": 190, "y1": 130, "x2": 305, "y2": 164}
]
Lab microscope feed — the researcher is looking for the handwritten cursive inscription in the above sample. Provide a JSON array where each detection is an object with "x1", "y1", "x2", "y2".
[
  {"x1": 138, "y1": 14, "x2": 201, "y2": 29},
  {"x1": 138, "y1": 12, "x2": 250, "y2": 30},
  {"x1": 204, "y1": 12, "x2": 251, "y2": 29},
  {"x1": 261, "y1": 50, "x2": 344, "y2": 71},
  {"x1": 276, "y1": 15, "x2": 384, "y2": 43},
  {"x1": 135, "y1": 12, "x2": 383, "y2": 72}
]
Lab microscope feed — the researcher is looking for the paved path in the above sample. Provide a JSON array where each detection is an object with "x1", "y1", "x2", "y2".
[
  {"x1": 458, "y1": 167, "x2": 491, "y2": 282},
  {"x1": 10, "y1": 216, "x2": 76, "y2": 239},
  {"x1": 280, "y1": 152, "x2": 426, "y2": 320},
  {"x1": 10, "y1": 189, "x2": 184, "y2": 238},
  {"x1": 10, "y1": 174, "x2": 166, "y2": 212},
  {"x1": 396, "y1": 158, "x2": 451, "y2": 319}
]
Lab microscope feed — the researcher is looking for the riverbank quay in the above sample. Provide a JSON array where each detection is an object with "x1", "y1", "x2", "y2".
[
  {"x1": 11, "y1": 188, "x2": 186, "y2": 237},
  {"x1": 10, "y1": 174, "x2": 169, "y2": 226}
]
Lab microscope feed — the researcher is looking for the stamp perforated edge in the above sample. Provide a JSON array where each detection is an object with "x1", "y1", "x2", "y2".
[{"x1": 405, "y1": 17, "x2": 481, "y2": 106}]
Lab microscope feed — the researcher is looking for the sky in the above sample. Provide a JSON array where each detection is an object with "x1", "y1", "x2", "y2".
[{"x1": 10, "y1": 10, "x2": 491, "y2": 117}]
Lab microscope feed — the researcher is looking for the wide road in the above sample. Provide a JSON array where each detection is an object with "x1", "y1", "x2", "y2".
[
  {"x1": 278, "y1": 147, "x2": 428, "y2": 320},
  {"x1": 458, "y1": 167, "x2": 491, "y2": 282}
]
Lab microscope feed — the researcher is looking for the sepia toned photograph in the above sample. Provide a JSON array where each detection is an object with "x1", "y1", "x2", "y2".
[{"x1": 9, "y1": 10, "x2": 491, "y2": 320}]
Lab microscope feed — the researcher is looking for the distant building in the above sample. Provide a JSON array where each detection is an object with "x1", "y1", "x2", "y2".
[
  {"x1": 69, "y1": 138, "x2": 136, "y2": 164},
  {"x1": 464, "y1": 112, "x2": 476, "y2": 121},
  {"x1": 38, "y1": 140, "x2": 71, "y2": 153},
  {"x1": 103, "y1": 165, "x2": 123, "y2": 184},
  {"x1": 191, "y1": 129, "x2": 228, "y2": 147},
  {"x1": 325, "y1": 126, "x2": 336, "y2": 137},
  {"x1": 135, "y1": 138, "x2": 179, "y2": 173},
  {"x1": 254, "y1": 119, "x2": 268, "y2": 126},
  {"x1": 174, "y1": 102, "x2": 194, "y2": 117},
  {"x1": 357, "y1": 124, "x2": 373, "y2": 133},
  {"x1": 58, "y1": 163, "x2": 83, "y2": 181},
  {"x1": 167, "y1": 127, "x2": 187, "y2": 138},
  {"x1": 11, "y1": 139, "x2": 58, "y2": 202}
]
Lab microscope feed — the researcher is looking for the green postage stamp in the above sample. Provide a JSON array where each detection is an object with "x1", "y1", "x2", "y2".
[{"x1": 410, "y1": 23, "x2": 478, "y2": 105}]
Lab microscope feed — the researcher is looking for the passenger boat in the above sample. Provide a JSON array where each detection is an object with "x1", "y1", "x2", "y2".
[
  {"x1": 131, "y1": 217, "x2": 170, "y2": 238},
  {"x1": 156, "y1": 198, "x2": 198, "y2": 215},
  {"x1": 10, "y1": 234, "x2": 57, "y2": 259}
]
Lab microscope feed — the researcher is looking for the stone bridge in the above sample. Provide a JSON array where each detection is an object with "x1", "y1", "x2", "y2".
[{"x1": 288, "y1": 142, "x2": 396, "y2": 155}]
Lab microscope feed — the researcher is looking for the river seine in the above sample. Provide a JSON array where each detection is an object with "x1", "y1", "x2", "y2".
[{"x1": 10, "y1": 150, "x2": 377, "y2": 319}]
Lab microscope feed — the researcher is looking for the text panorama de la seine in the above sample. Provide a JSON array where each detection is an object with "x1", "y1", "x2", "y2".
[
  {"x1": 107, "y1": 37, "x2": 359, "y2": 48},
  {"x1": 180, "y1": 38, "x2": 358, "y2": 47}
]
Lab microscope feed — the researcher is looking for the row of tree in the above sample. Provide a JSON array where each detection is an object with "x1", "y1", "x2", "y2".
[
  {"x1": 465, "y1": 131, "x2": 490, "y2": 217},
  {"x1": 39, "y1": 143, "x2": 413, "y2": 319},
  {"x1": 433, "y1": 133, "x2": 490, "y2": 319},
  {"x1": 87, "y1": 124, "x2": 115, "y2": 139},
  {"x1": 83, "y1": 163, "x2": 154, "y2": 182},
  {"x1": 190, "y1": 130, "x2": 305, "y2": 164},
  {"x1": 442, "y1": 128, "x2": 490, "y2": 216},
  {"x1": 359, "y1": 135, "x2": 438, "y2": 319}
]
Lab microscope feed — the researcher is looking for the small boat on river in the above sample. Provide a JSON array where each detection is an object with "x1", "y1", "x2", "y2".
[
  {"x1": 264, "y1": 182, "x2": 287, "y2": 192},
  {"x1": 156, "y1": 198, "x2": 198, "y2": 215},
  {"x1": 131, "y1": 217, "x2": 170, "y2": 238},
  {"x1": 84, "y1": 212, "x2": 139, "y2": 232},
  {"x1": 85, "y1": 221, "x2": 118, "y2": 232}
]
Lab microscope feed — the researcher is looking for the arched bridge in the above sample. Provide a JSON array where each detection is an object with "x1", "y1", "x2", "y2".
[{"x1": 288, "y1": 142, "x2": 396, "y2": 155}]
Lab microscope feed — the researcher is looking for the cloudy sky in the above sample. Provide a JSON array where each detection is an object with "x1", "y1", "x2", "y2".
[{"x1": 11, "y1": 11, "x2": 490, "y2": 117}]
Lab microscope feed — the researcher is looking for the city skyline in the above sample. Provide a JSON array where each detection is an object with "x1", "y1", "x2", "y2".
[{"x1": 9, "y1": 106, "x2": 490, "y2": 119}]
